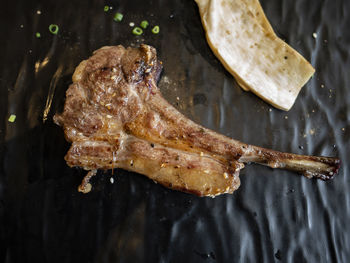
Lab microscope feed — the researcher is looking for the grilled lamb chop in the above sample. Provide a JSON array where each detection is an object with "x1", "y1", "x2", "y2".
[{"x1": 54, "y1": 44, "x2": 340, "y2": 197}]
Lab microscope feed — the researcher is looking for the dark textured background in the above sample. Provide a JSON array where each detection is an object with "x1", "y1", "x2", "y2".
[{"x1": 1, "y1": 0, "x2": 349, "y2": 262}]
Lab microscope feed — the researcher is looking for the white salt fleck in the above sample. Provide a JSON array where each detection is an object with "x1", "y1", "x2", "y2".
[
  {"x1": 110, "y1": 177, "x2": 114, "y2": 184},
  {"x1": 129, "y1": 22, "x2": 135, "y2": 27},
  {"x1": 312, "y1": 32, "x2": 317, "y2": 39},
  {"x1": 36, "y1": 10, "x2": 41, "y2": 15}
]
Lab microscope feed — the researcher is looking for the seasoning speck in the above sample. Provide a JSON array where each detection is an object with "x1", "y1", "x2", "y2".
[
  {"x1": 129, "y1": 22, "x2": 135, "y2": 27},
  {"x1": 321, "y1": 84, "x2": 325, "y2": 88},
  {"x1": 36, "y1": 10, "x2": 41, "y2": 15},
  {"x1": 275, "y1": 250, "x2": 282, "y2": 261},
  {"x1": 312, "y1": 32, "x2": 317, "y2": 39},
  {"x1": 8, "y1": 114, "x2": 16, "y2": 123},
  {"x1": 341, "y1": 127, "x2": 345, "y2": 132},
  {"x1": 284, "y1": 116, "x2": 288, "y2": 120},
  {"x1": 110, "y1": 177, "x2": 114, "y2": 184},
  {"x1": 20, "y1": 24, "x2": 24, "y2": 28},
  {"x1": 35, "y1": 32, "x2": 41, "y2": 38}
]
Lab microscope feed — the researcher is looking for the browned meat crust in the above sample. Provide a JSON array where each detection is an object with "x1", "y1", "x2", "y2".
[{"x1": 54, "y1": 44, "x2": 340, "y2": 197}]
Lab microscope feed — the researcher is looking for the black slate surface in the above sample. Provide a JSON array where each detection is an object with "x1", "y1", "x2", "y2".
[{"x1": 1, "y1": 0, "x2": 349, "y2": 262}]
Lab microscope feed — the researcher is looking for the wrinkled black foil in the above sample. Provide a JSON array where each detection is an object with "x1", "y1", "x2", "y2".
[{"x1": 1, "y1": 0, "x2": 349, "y2": 262}]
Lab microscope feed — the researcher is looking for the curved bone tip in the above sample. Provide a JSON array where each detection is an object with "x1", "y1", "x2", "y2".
[
  {"x1": 304, "y1": 159, "x2": 341, "y2": 181},
  {"x1": 326, "y1": 159, "x2": 341, "y2": 180}
]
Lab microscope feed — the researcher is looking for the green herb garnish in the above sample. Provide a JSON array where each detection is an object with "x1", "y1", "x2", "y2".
[
  {"x1": 113, "y1": 12, "x2": 123, "y2": 22},
  {"x1": 132, "y1": 27, "x2": 143, "y2": 35},
  {"x1": 49, "y1": 24, "x2": 59, "y2": 35},
  {"x1": 140, "y1": 20, "x2": 149, "y2": 29},
  {"x1": 35, "y1": 32, "x2": 41, "y2": 38},
  {"x1": 104, "y1": 6, "x2": 109, "y2": 12},
  {"x1": 151, "y1": 25, "x2": 160, "y2": 34},
  {"x1": 8, "y1": 114, "x2": 16, "y2": 123}
]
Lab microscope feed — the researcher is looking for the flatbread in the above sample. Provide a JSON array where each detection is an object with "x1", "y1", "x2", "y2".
[
  {"x1": 195, "y1": 0, "x2": 315, "y2": 111},
  {"x1": 241, "y1": 0, "x2": 274, "y2": 34}
]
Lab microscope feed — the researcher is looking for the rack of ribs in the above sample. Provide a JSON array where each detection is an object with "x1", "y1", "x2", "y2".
[{"x1": 54, "y1": 44, "x2": 340, "y2": 197}]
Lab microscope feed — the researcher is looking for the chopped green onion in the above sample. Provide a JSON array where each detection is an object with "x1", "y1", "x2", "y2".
[
  {"x1": 8, "y1": 114, "x2": 16, "y2": 123},
  {"x1": 35, "y1": 32, "x2": 41, "y2": 38},
  {"x1": 132, "y1": 27, "x2": 143, "y2": 35},
  {"x1": 104, "y1": 5, "x2": 109, "y2": 12},
  {"x1": 151, "y1": 25, "x2": 160, "y2": 34},
  {"x1": 113, "y1": 12, "x2": 123, "y2": 22},
  {"x1": 140, "y1": 20, "x2": 149, "y2": 29},
  {"x1": 49, "y1": 24, "x2": 59, "y2": 35}
]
